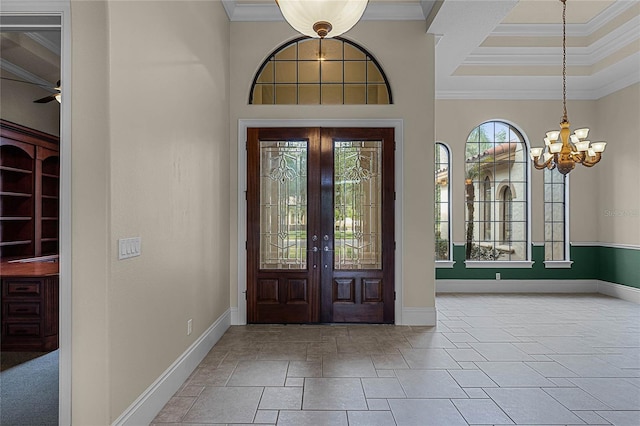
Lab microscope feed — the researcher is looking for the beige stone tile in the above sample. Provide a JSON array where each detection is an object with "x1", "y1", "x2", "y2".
[
  {"x1": 302, "y1": 378, "x2": 367, "y2": 410},
  {"x1": 227, "y1": 360, "x2": 288, "y2": 386},
  {"x1": 182, "y1": 387, "x2": 262, "y2": 424}
]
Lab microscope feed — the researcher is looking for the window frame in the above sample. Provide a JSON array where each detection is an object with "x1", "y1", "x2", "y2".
[
  {"x1": 435, "y1": 142, "x2": 454, "y2": 267},
  {"x1": 249, "y1": 36, "x2": 393, "y2": 105},
  {"x1": 543, "y1": 168, "x2": 573, "y2": 268},
  {"x1": 463, "y1": 119, "x2": 533, "y2": 269}
]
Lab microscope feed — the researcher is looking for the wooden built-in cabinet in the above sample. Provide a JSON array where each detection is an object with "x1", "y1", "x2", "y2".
[
  {"x1": 1, "y1": 120, "x2": 59, "y2": 351},
  {"x1": 1, "y1": 119, "x2": 59, "y2": 260},
  {"x1": 1, "y1": 262, "x2": 59, "y2": 351}
]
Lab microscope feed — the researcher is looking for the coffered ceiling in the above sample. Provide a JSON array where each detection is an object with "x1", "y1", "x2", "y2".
[{"x1": 224, "y1": 0, "x2": 640, "y2": 100}]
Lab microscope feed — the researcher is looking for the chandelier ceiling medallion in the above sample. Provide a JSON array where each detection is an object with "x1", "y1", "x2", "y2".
[
  {"x1": 276, "y1": 0, "x2": 369, "y2": 38},
  {"x1": 530, "y1": 0, "x2": 606, "y2": 176}
]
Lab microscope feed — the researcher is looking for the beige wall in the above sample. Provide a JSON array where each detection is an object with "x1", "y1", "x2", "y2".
[
  {"x1": 595, "y1": 83, "x2": 640, "y2": 246},
  {"x1": 229, "y1": 20, "x2": 437, "y2": 312},
  {"x1": 70, "y1": 2, "x2": 110, "y2": 422},
  {"x1": 71, "y1": 0, "x2": 230, "y2": 422},
  {"x1": 0, "y1": 77, "x2": 60, "y2": 135},
  {"x1": 436, "y1": 99, "x2": 599, "y2": 245}
]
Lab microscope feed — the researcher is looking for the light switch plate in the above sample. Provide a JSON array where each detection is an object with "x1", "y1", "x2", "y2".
[{"x1": 118, "y1": 237, "x2": 141, "y2": 260}]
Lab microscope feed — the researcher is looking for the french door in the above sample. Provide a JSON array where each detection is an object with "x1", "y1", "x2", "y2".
[{"x1": 247, "y1": 127, "x2": 394, "y2": 323}]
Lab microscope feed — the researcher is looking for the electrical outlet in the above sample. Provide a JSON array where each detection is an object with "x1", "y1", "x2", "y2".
[
  {"x1": 187, "y1": 319, "x2": 193, "y2": 336},
  {"x1": 496, "y1": 272, "x2": 501, "y2": 280}
]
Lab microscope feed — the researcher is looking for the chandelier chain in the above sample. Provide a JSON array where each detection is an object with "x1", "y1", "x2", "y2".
[{"x1": 562, "y1": 0, "x2": 567, "y2": 121}]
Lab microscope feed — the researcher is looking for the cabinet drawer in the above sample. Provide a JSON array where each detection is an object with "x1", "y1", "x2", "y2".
[
  {"x1": 4, "y1": 281, "x2": 41, "y2": 297},
  {"x1": 6, "y1": 302, "x2": 40, "y2": 317},
  {"x1": 6, "y1": 323, "x2": 40, "y2": 337}
]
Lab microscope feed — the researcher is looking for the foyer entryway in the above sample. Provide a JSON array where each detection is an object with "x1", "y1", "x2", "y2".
[{"x1": 246, "y1": 127, "x2": 395, "y2": 324}]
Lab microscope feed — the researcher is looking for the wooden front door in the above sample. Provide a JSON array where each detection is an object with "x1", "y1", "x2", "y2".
[{"x1": 247, "y1": 127, "x2": 394, "y2": 323}]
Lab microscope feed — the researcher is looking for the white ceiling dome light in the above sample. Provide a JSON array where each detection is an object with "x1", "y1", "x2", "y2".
[{"x1": 276, "y1": 0, "x2": 369, "y2": 38}]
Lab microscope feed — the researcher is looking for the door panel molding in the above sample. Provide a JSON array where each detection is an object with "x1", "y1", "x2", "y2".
[{"x1": 241, "y1": 121, "x2": 403, "y2": 324}]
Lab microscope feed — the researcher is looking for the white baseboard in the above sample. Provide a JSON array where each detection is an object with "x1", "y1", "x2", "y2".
[
  {"x1": 436, "y1": 279, "x2": 599, "y2": 294},
  {"x1": 401, "y1": 307, "x2": 437, "y2": 326},
  {"x1": 230, "y1": 306, "x2": 244, "y2": 325},
  {"x1": 597, "y1": 281, "x2": 640, "y2": 304},
  {"x1": 112, "y1": 309, "x2": 231, "y2": 426}
]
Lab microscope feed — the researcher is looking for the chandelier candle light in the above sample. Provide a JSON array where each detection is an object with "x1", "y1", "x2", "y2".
[
  {"x1": 276, "y1": 0, "x2": 368, "y2": 38},
  {"x1": 530, "y1": 0, "x2": 606, "y2": 176}
]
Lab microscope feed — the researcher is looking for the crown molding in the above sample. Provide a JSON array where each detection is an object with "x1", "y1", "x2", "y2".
[
  {"x1": 0, "y1": 58, "x2": 57, "y2": 93},
  {"x1": 25, "y1": 31, "x2": 61, "y2": 56},
  {"x1": 466, "y1": 17, "x2": 639, "y2": 67},
  {"x1": 221, "y1": 0, "x2": 429, "y2": 22},
  {"x1": 436, "y1": 53, "x2": 640, "y2": 100},
  {"x1": 492, "y1": 0, "x2": 638, "y2": 38}
]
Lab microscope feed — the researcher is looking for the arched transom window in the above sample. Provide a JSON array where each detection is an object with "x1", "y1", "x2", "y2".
[
  {"x1": 250, "y1": 37, "x2": 392, "y2": 105},
  {"x1": 464, "y1": 121, "x2": 529, "y2": 261}
]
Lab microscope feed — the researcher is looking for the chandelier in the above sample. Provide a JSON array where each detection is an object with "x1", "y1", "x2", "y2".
[
  {"x1": 530, "y1": 0, "x2": 606, "y2": 176},
  {"x1": 276, "y1": 0, "x2": 368, "y2": 38}
]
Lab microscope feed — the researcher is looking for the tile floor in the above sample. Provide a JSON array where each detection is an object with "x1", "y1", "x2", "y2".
[{"x1": 153, "y1": 293, "x2": 640, "y2": 425}]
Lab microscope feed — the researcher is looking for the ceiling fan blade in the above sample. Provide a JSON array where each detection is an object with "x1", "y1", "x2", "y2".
[{"x1": 33, "y1": 95, "x2": 57, "y2": 103}]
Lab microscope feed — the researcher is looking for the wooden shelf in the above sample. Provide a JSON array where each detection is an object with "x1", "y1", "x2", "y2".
[
  {"x1": 0, "y1": 240, "x2": 32, "y2": 247},
  {"x1": 0, "y1": 165, "x2": 33, "y2": 174},
  {"x1": 1, "y1": 191, "x2": 32, "y2": 198},
  {"x1": 1, "y1": 119, "x2": 59, "y2": 260}
]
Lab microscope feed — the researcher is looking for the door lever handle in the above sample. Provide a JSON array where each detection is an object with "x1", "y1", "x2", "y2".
[{"x1": 308, "y1": 246, "x2": 318, "y2": 252}]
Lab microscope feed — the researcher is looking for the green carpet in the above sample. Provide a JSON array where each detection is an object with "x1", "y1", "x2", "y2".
[{"x1": 0, "y1": 350, "x2": 58, "y2": 425}]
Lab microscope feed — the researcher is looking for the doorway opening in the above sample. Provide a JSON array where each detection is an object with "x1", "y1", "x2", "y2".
[{"x1": 0, "y1": 6, "x2": 71, "y2": 424}]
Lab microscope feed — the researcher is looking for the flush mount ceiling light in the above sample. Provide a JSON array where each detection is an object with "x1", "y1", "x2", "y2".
[
  {"x1": 530, "y1": 0, "x2": 606, "y2": 176},
  {"x1": 276, "y1": 0, "x2": 368, "y2": 38}
]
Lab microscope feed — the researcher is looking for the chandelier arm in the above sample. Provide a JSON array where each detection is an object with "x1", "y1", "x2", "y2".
[
  {"x1": 532, "y1": 155, "x2": 553, "y2": 170},
  {"x1": 581, "y1": 153, "x2": 602, "y2": 167}
]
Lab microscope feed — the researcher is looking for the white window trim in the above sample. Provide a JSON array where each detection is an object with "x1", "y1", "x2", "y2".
[
  {"x1": 543, "y1": 260, "x2": 574, "y2": 268},
  {"x1": 463, "y1": 119, "x2": 532, "y2": 263},
  {"x1": 435, "y1": 141, "x2": 453, "y2": 263},
  {"x1": 465, "y1": 260, "x2": 534, "y2": 268},
  {"x1": 543, "y1": 169, "x2": 571, "y2": 265}
]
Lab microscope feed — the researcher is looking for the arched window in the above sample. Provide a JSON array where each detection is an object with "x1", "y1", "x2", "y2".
[
  {"x1": 435, "y1": 143, "x2": 451, "y2": 261},
  {"x1": 544, "y1": 168, "x2": 568, "y2": 261},
  {"x1": 250, "y1": 37, "x2": 392, "y2": 105},
  {"x1": 482, "y1": 176, "x2": 491, "y2": 241},
  {"x1": 465, "y1": 121, "x2": 529, "y2": 261}
]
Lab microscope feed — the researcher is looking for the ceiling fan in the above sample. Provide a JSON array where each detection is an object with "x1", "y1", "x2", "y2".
[{"x1": 0, "y1": 76, "x2": 61, "y2": 103}]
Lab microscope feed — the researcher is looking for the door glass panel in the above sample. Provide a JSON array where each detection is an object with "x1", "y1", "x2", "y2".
[
  {"x1": 259, "y1": 140, "x2": 307, "y2": 269},
  {"x1": 334, "y1": 140, "x2": 382, "y2": 270}
]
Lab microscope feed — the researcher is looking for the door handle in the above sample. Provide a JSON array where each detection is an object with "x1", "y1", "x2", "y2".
[
  {"x1": 322, "y1": 246, "x2": 334, "y2": 269},
  {"x1": 308, "y1": 246, "x2": 318, "y2": 252}
]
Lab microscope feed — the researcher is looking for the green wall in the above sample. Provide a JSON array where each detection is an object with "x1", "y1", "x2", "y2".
[{"x1": 436, "y1": 244, "x2": 639, "y2": 289}]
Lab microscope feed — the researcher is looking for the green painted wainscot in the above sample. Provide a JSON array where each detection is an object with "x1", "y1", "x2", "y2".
[{"x1": 436, "y1": 244, "x2": 639, "y2": 290}]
